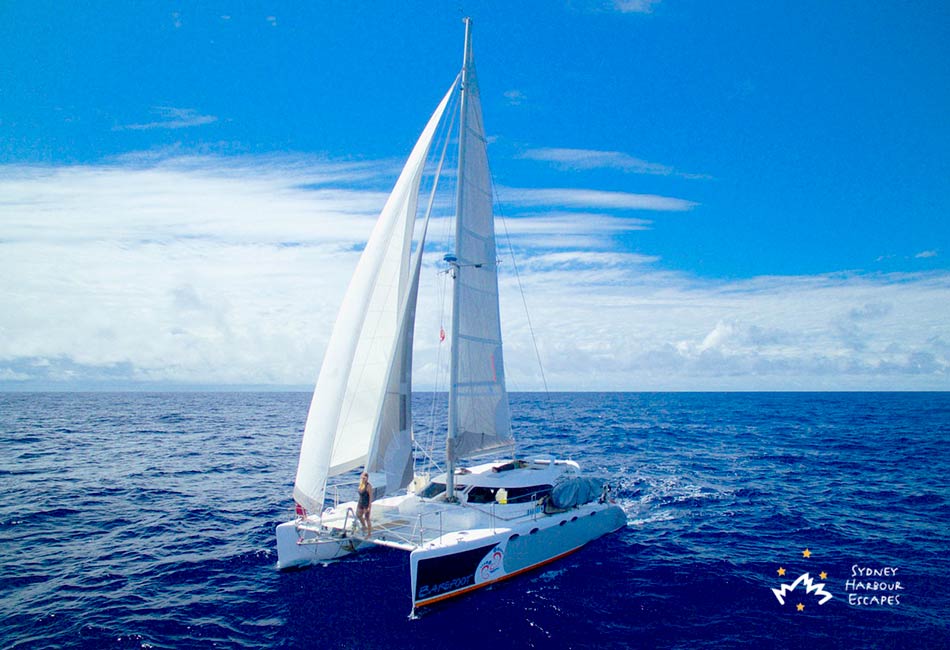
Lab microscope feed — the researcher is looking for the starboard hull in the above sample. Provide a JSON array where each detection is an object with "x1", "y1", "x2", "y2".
[{"x1": 409, "y1": 501, "x2": 626, "y2": 610}]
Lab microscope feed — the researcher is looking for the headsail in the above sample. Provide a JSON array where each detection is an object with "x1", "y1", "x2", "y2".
[
  {"x1": 293, "y1": 81, "x2": 458, "y2": 514},
  {"x1": 366, "y1": 203, "x2": 427, "y2": 494},
  {"x1": 448, "y1": 26, "x2": 514, "y2": 462}
]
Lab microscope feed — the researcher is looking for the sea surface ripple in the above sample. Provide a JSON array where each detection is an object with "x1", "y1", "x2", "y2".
[{"x1": 1, "y1": 392, "x2": 949, "y2": 649}]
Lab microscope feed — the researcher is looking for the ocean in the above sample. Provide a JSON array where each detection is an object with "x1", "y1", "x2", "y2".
[{"x1": 1, "y1": 392, "x2": 948, "y2": 649}]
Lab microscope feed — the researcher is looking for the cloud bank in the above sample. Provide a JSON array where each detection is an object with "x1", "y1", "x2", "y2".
[{"x1": 1, "y1": 153, "x2": 947, "y2": 390}]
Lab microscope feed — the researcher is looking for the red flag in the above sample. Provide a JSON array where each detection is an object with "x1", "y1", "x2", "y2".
[{"x1": 439, "y1": 327, "x2": 446, "y2": 342}]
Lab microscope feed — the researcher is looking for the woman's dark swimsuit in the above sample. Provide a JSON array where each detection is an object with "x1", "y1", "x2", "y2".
[{"x1": 358, "y1": 488, "x2": 370, "y2": 509}]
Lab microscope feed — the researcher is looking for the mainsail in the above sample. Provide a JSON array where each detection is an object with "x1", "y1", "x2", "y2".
[
  {"x1": 293, "y1": 82, "x2": 457, "y2": 514},
  {"x1": 448, "y1": 34, "x2": 514, "y2": 462}
]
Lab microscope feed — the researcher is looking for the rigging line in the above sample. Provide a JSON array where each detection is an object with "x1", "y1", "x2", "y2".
[
  {"x1": 417, "y1": 73, "x2": 462, "y2": 219},
  {"x1": 411, "y1": 89, "x2": 459, "y2": 479},
  {"x1": 426, "y1": 74, "x2": 463, "y2": 261},
  {"x1": 425, "y1": 265, "x2": 448, "y2": 471},
  {"x1": 406, "y1": 78, "x2": 459, "y2": 478},
  {"x1": 421, "y1": 245, "x2": 450, "y2": 468},
  {"x1": 493, "y1": 184, "x2": 554, "y2": 417}
]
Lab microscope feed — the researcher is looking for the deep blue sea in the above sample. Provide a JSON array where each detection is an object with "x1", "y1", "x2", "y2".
[{"x1": 2, "y1": 392, "x2": 949, "y2": 649}]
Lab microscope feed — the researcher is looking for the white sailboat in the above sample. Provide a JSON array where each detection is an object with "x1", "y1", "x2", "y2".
[{"x1": 275, "y1": 18, "x2": 626, "y2": 612}]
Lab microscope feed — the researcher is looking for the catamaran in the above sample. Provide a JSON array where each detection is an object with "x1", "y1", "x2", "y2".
[{"x1": 275, "y1": 18, "x2": 626, "y2": 612}]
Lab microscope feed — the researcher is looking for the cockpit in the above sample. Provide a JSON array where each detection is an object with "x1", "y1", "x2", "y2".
[{"x1": 416, "y1": 480, "x2": 552, "y2": 505}]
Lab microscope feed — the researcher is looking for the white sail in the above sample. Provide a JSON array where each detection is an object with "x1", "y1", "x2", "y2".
[
  {"x1": 293, "y1": 82, "x2": 458, "y2": 514},
  {"x1": 368, "y1": 99, "x2": 459, "y2": 493},
  {"x1": 366, "y1": 213, "x2": 426, "y2": 494},
  {"x1": 449, "y1": 54, "x2": 514, "y2": 460}
]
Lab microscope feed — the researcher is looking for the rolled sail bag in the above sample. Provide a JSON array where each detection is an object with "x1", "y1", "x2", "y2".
[{"x1": 549, "y1": 477, "x2": 606, "y2": 510}]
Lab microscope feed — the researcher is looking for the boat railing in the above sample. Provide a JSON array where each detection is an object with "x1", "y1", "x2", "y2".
[
  {"x1": 400, "y1": 498, "x2": 545, "y2": 545},
  {"x1": 341, "y1": 507, "x2": 357, "y2": 538},
  {"x1": 413, "y1": 509, "x2": 444, "y2": 546},
  {"x1": 464, "y1": 499, "x2": 545, "y2": 524},
  {"x1": 326, "y1": 479, "x2": 361, "y2": 509},
  {"x1": 348, "y1": 506, "x2": 445, "y2": 550}
]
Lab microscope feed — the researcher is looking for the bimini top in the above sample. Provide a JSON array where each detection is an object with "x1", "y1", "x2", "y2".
[{"x1": 430, "y1": 458, "x2": 580, "y2": 490}]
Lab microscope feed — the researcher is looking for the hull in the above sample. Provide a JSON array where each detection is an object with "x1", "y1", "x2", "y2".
[
  {"x1": 275, "y1": 519, "x2": 364, "y2": 569},
  {"x1": 410, "y1": 501, "x2": 625, "y2": 609}
]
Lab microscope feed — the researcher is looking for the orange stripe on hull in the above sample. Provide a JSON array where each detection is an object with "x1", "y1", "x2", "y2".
[{"x1": 413, "y1": 544, "x2": 585, "y2": 609}]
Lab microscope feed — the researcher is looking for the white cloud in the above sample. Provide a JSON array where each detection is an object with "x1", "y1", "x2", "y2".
[
  {"x1": 1, "y1": 155, "x2": 389, "y2": 247},
  {"x1": 521, "y1": 250, "x2": 660, "y2": 270},
  {"x1": 504, "y1": 90, "x2": 526, "y2": 106},
  {"x1": 575, "y1": 0, "x2": 660, "y2": 14},
  {"x1": 500, "y1": 187, "x2": 697, "y2": 212},
  {"x1": 522, "y1": 147, "x2": 672, "y2": 174},
  {"x1": 117, "y1": 107, "x2": 218, "y2": 131},
  {"x1": 495, "y1": 212, "x2": 652, "y2": 250},
  {"x1": 1, "y1": 153, "x2": 948, "y2": 391},
  {"x1": 520, "y1": 147, "x2": 709, "y2": 179},
  {"x1": 915, "y1": 250, "x2": 938, "y2": 259},
  {"x1": 613, "y1": 0, "x2": 661, "y2": 13}
]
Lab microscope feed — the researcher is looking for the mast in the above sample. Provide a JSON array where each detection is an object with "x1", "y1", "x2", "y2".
[{"x1": 446, "y1": 16, "x2": 473, "y2": 502}]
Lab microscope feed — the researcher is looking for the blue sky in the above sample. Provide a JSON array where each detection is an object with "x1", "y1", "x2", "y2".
[{"x1": 2, "y1": 1, "x2": 949, "y2": 390}]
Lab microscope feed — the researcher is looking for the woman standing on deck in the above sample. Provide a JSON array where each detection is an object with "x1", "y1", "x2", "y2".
[{"x1": 356, "y1": 472, "x2": 372, "y2": 538}]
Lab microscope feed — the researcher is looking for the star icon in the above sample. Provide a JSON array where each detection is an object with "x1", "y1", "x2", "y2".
[
  {"x1": 796, "y1": 603, "x2": 805, "y2": 612},
  {"x1": 777, "y1": 567, "x2": 786, "y2": 576},
  {"x1": 819, "y1": 571, "x2": 828, "y2": 580},
  {"x1": 802, "y1": 548, "x2": 811, "y2": 559}
]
